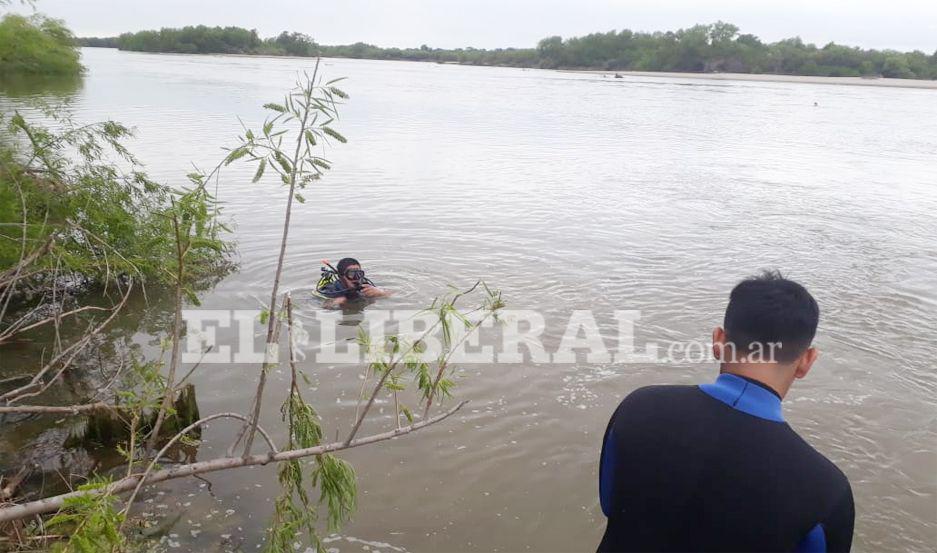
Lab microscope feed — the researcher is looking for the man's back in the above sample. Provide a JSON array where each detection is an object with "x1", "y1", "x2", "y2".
[{"x1": 598, "y1": 374, "x2": 854, "y2": 552}]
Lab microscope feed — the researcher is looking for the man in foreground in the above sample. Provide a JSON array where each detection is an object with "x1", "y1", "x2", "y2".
[{"x1": 598, "y1": 271, "x2": 854, "y2": 552}]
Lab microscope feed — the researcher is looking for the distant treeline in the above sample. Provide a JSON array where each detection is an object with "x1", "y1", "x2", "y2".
[{"x1": 80, "y1": 22, "x2": 937, "y2": 79}]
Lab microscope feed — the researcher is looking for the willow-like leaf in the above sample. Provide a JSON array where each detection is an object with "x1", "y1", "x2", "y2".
[
  {"x1": 322, "y1": 127, "x2": 348, "y2": 144},
  {"x1": 252, "y1": 158, "x2": 267, "y2": 183},
  {"x1": 224, "y1": 146, "x2": 249, "y2": 165},
  {"x1": 313, "y1": 454, "x2": 357, "y2": 531},
  {"x1": 328, "y1": 86, "x2": 349, "y2": 99},
  {"x1": 263, "y1": 102, "x2": 287, "y2": 113}
]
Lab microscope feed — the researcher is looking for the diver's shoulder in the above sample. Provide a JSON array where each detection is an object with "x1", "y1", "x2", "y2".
[
  {"x1": 783, "y1": 426, "x2": 852, "y2": 487},
  {"x1": 619, "y1": 383, "x2": 702, "y2": 405},
  {"x1": 607, "y1": 384, "x2": 708, "y2": 425}
]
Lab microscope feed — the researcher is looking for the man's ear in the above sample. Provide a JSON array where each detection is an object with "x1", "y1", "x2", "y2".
[
  {"x1": 712, "y1": 327, "x2": 727, "y2": 361},
  {"x1": 793, "y1": 347, "x2": 819, "y2": 379}
]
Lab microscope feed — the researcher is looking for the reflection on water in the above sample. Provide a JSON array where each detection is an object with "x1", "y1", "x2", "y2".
[
  {"x1": 1, "y1": 48, "x2": 936, "y2": 552},
  {"x1": 0, "y1": 72, "x2": 83, "y2": 99},
  {"x1": 0, "y1": 282, "x2": 205, "y2": 499}
]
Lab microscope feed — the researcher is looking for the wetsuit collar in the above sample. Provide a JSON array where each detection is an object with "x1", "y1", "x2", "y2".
[{"x1": 699, "y1": 373, "x2": 785, "y2": 422}]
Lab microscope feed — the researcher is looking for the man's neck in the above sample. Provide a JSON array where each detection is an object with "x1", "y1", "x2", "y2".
[{"x1": 718, "y1": 364, "x2": 790, "y2": 399}]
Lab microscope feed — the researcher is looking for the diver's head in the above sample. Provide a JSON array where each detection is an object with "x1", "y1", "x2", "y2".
[
  {"x1": 337, "y1": 257, "x2": 364, "y2": 288},
  {"x1": 712, "y1": 270, "x2": 819, "y2": 398}
]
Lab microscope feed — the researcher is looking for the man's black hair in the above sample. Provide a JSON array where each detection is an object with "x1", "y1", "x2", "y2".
[
  {"x1": 337, "y1": 257, "x2": 360, "y2": 275},
  {"x1": 724, "y1": 270, "x2": 819, "y2": 364}
]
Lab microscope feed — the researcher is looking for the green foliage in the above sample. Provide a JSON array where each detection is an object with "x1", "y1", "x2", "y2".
[
  {"x1": 115, "y1": 357, "x2": 165, "y2": 419},
  {"x1": 163, "y1": 183, "x2": 231, "y2": 305},
  {"x1": 0, "y1": 107, "x2": 231, "y2": 299},
  {"x1": 358, "y1": 282, "x2": 504, "y2": 421},
  {"x1": 0, "y1": 13, "x2": 83, "y2": 75},
  {"x1": 95, "y1": 25, "x2": 318, "y2": 57},
  {"x1": 225, "y1": 67, "x2": 347, "y2": 205},
  {"x1": 281, "y1": 387, "x2": 323, "y2": 450},
  {"x1": 84, "y1": 21, "x2": 937, "y2": 79},
  {"x1": 532, "y1": 22, "x2": 937, "y2": 78},
  {"x1": 44, "y1": 478, "x2": 126, "y2": 552},
  {"x1": 79, "y1": 35, "x2": 118, "y2": 48},
  {"x1": 312, "y1": 454, "x2": 357, "y2": 531},
  {"x1": 266, "y1": 359, "x2": 355, "y2": 551},
  {"x1": 266, "y1": 459, "x2": 319, "y2": 553}
]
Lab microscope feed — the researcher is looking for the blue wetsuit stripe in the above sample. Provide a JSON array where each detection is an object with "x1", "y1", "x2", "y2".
[
  {"x1": 698, "y1": 373, "x2": 785, "y2": 423},
  {"x1": 796, "y1": 523, "x2": 827, "y2": 552},
  {"x1": 599, "y1": 422, "x2": 615, "y2": 516},
  {"x1": 732, "y1": 380, "x2": 749, "y2": 406}
]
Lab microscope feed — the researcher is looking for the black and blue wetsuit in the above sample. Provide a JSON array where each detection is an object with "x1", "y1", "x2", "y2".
[
  {"x1": 318, "y1": 279, "x2": 358, "y2": 300},
  {"x1": 318, "y1": 276, "x2": 376, "y2": 301},
  {"x1": 598, "y1": 373, "x2": 854, "y2": 552}
]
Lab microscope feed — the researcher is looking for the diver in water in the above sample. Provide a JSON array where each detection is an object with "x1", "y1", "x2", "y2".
[
  {"x1": 598, "y1": 271, "x2": 854, "y2": 552},
  {"x1": 316, "y1": 257, "x2": 390, "y2": 308}
]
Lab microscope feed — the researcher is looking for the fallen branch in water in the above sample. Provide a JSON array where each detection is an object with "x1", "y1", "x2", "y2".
[
  {"x1": 0, "y1": 467, "x2": 29, "y2": 501},
  {"x1": 0, "y1": 304, "x2": 111, "y2": 345},
  {"x1": 0, "y1": 401, "x2": 111, "y2": 415},
  {"x1": 0, "y1": 400, "x2": 467, "y2": 524},
  {"x1": 120, "y1": 412, "x2": 279, "y2": 529},
  {"x1": 0, "y1": 279, "x2": 133, "y2": 405}
]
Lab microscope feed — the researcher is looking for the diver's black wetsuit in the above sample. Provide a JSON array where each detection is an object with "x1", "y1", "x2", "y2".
[
  {"x1": 598, "y1": 373, "x2": 854, "y2": 552},
  {"x1": 318, "y1": 277, "x2": 375, "y2": 300},
  {"x1": 318, "y1": 279, "x2": 358, "y2": 299}
]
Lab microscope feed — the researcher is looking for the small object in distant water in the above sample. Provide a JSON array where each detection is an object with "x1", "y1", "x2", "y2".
[
  {"x1": 614, "y1": 73, "x2": 623, "y2": 79},
  {"x1": 813, "y1": 102, "x2": 818, "y2": 107}
]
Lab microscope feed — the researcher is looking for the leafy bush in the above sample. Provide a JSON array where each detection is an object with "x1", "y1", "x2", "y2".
[
  {"x1": 0, "y1": 107, "x2": 230, "y2": 299},
  {"x1": 0, "y1": 13, "x2": 83, "y2": 75}
]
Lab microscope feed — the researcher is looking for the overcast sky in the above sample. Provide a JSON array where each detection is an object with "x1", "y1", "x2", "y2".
[{"x1": 19, "y1": 0, "x2": 937, "y2": 53}]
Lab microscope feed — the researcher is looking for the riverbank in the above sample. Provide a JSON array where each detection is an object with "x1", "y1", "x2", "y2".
[
  {"x1": 5, "y1": 47, "x2": 937, "y2": 552},
  {"x1": 566, "y1": 69, "x2": 937, "y2": 89},
  {"x1": 86, "y1": 47, "x2": 937, "y2": 90},
  {"x1": 85, "y1": 47, "x2": 937, "y2": 90}
]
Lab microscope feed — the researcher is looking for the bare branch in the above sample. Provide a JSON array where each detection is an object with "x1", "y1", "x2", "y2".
[
  {"x1": 0, "y1": 305, "x2": 111, "y2": 345},
  {"x1": 344, "y1": 281, "x2": 483, "y2": 445},
  {"x1": 0, "y1": 400, "x2": 468, "y2": 524},
  {"x1": 121, "y1": 412, "x2": 278, "y2": 528},
  {"x1": 243, "y1": 57, "x2": 322, "y2": 458},
  {"x1": 423, "y1": 307, "x2": 496, "y2": 419},
  {"x1": 0, "y1": 467, "x2": 29, "y2": 501},
  {"x1": 147, "y1": 200, "x2": 185, "y2": 451},
  {"x1": 175, "y1": 345, "x2": 214, "y2": 389},
  {"x1": 0, "y1": 401, "x2": 111, "y2": 415},
  {"x1": 1, "y1": 280, "x2": 133, "y2": 405}
]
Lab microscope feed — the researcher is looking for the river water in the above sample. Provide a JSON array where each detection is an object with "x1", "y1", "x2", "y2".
[{"x1": 2, "y1": 47, "x2": 936, "y2": 551}]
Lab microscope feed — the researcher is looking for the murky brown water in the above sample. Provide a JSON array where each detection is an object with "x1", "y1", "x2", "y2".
[{"x1": 2, "y1": 48, "x2": 936, "y2": 551}]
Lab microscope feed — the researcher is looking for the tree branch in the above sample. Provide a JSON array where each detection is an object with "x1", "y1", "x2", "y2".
[
  {"x1": 344, "y1": 282, "x2": 482, "y2": 445},
  {"x1": 0, "y1": 401, "x2": 111, "y2": 415},
  {"x1": 120, "y1": 412, "x2": 278, "y2": 529},
  {"x1": 147, "y1": 200, "x2": 185, "y2": 451},
  {"x1": 243, "y1": 58, "x2": 321, "y2": 457},
  {"x1": 0, "y1": 304, "x2": 111, "y2": 345},
  {"x1": 1, "y1": 280, "x2": 133, "y2": 405},
  {"x1": 0, "y1": 400, "x2": 468, "y2": 524}
]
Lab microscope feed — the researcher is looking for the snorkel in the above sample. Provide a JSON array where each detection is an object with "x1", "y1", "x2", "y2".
[{"x1": 321, "y1": 259, "x2": 340, "y2": 276}]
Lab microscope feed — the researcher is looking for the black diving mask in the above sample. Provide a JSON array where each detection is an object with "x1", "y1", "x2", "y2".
[{"x1": 344, "y1": 269, "x2": 365, "y2": 281}]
